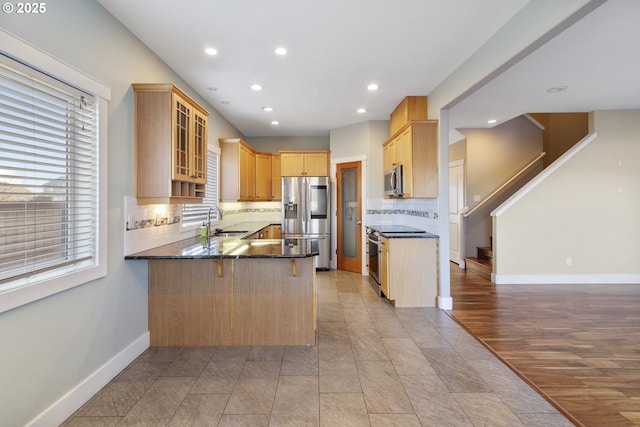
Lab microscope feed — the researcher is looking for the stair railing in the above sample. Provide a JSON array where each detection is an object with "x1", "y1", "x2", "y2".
[{"x1": 463, "y1": 151, "x2": 546, "y2": 218}]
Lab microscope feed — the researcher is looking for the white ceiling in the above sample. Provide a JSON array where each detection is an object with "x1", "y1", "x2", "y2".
[
  {"x1": 97, "y1": 0, "x2": 528, "y2": 137},
  {"x1": 97, "y1": 0, "x2": 640, "y2": 139},
  {"x1": 449, "y1": 0, "x2": 640, "y2": 135}
]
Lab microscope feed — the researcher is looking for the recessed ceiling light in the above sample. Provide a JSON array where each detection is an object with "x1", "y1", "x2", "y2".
[
  {"x1": 251, "y1": 84, "x2": 263, "y2": 91},
  {"x1": 547, "y1": 85, "x2": 568, "y2": 93},
  {"x1": 357, "y1": 108, "x2": 367, "y2": 114},
  {"x1": 204, "y1": 47, "x2": 218, "y2": 56},
  {"x1": 262, "y1": 106, "x2": 274, "y2": 112},
  {"x1": 367, "y1": 83, "x2": 379, "y2": 91},
  {"x1": 487, "y1": 119, "x2": 497, "y2": 124},
  {"x1": 271, "y1": 120, "x2": 280, "y2": 125},
  {"x1": 275, "y1": 47, "x2": 287, "y2": 56}
]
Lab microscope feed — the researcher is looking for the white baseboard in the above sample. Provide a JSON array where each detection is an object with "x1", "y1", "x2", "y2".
[
  {"x1": 437, "y1": 296, "x2": 453, "y2": 310},
  {"x1": 27, "y1": 332, "x2": 150, "y2": 427},
  {"x1": 493, "y1": 273, "x2": 640, "y2": 285}
]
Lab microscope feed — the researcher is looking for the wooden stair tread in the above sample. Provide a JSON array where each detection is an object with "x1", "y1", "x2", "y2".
[{"x1": 464, "y1": 257, "x2": 492, "y2": 280}]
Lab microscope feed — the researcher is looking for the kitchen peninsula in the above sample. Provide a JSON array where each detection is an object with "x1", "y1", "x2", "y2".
[{"x1": 125, "y1": 222, "x2": 318, "y2": 347}]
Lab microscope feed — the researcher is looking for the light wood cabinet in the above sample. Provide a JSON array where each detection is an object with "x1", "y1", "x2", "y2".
[
  {"x1": 383, "y1": 133, "x2": 404, "y2": 171},
  {"x1": 380, "y1": 236, "x2": 389, "y2": 297},
  {"x1": 232, "y1": 258, "x2": 315, "y2": 345},
  {"x1": 271, "y1": 154, "x2": 281, "y2": 200},
  {"x1": 280, "y1": 151, "x2": 330, "y2": 176},
  {"x1": 381, "y1": 237, "x2": 438, "y2": 308},
  {"x1": 389, "y1": 96, "x2": 427, "y2": 136},
  {"x1": 148, "y1": 259, "x2": 232, "y2": 346},
  {"x1": 220, "y1": 138, "x2": 257, "y2": 201},
  {"x1": 382, "y1": 120, "x2": 438, "y2": 198},
  {"x1": 262, "y1": 224, "x2": 282, "y2": 239},
  {"x1": 255, "y1": 152, "x2": 272, "y2": 201},
  {"x1": 148, "y1": 257, "x2": 316, "y2": 346},
  {"x1": 133, "y1": 83, "x2": 209, "y2": 204}
]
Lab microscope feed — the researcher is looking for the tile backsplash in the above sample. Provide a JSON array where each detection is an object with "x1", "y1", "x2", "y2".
[
  {"x1": 123, "y1": 197, "x2": 281, "y2": 255},
  {"x1": 366, "y1": 197, "x2": 439, "y2": 234},
  {"x1": 123, "y1": 195, "x2": 437, "y2": 256}
]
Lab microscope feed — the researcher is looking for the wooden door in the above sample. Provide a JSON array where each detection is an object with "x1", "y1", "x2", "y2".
[
  {"x1": 191, "y1": 110, "x2": 207, "y2": 183},
  {"x1": 255, "y1": 153, "x2": 272, "y2": 200},
  {"x1": 337, "y1": 161, "x2": 362, "y2": 273},
  {"x1": 304, "y1": 152, "x2": 329, "y2": 176},
  {"x1": 449, "y1": 160, "x2": 465, "y2": 265},
  {"x1": 247, "y1": 150, "x2": 256, "y2": 199},
  {"x1": 239, "y1": 144, "x2": 250, "y2": 199},
  {"x1": 271, "y1": 154, "x2": 281, "y2": 200},
  {"x1": 281, "y1": 153, "x2": 304, "y2": 176},
  {"x1": 172, "y1": 93, "x2": 192, "y2": 181},
  {"x1": 401, "y1": 127, "x2": 413, "y2": 196}
]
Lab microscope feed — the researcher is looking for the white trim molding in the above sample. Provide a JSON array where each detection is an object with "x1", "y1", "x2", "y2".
[
  {"x1": 27, "y1": 332, "x2": 150, "y2": 427},
  {"x1": 437, "y1": 296, "x2": 453, "y2": 310},
  {"x1": 491, "y1": 132, "x2": 597, "y2": 217},
  {"x1": 493, "y1": 274, "x2": 640, "y2": 285}
]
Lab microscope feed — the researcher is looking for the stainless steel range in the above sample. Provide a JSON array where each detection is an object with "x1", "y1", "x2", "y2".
[{"x1": 367, "y1": 225, "x2": 426, "y2": 296}]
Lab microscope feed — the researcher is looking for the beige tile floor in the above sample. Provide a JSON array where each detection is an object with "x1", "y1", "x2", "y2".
[{"x1": 63, "y1": 269, "x2": 574, "y2": 426}]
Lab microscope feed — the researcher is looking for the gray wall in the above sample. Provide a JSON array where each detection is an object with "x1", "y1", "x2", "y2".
[
  {"x1": 245, "y1": 135, "x2": 329, "y2": 152},
  {"x1": 459, "y1": 115, "x2": 543, "y2": 256},
  {"x1": 495, "y1": 110, "x2": 640, "y2": 280},
  {"x1": 0, "y1": 1, "x2": 241, "y2": 425}
]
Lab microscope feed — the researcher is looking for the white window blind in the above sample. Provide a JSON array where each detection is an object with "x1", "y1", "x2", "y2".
[
  {"x1": 182, "y1": 149, "x2": 218, "y2": 226},
  {"x1": 0, "y1": 57, "x2": 98, "y2": 285}
]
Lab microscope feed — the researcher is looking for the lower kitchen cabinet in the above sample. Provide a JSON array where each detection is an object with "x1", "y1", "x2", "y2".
[
  {"x1": 381, "y1": 237, "x2": 438, "y2": 307},
  {"x1": 147, "y1": 257, "x2": 316, "y2": 346},
  {"x1": 148, "y1": 259, "x2": 233, "y2": 346},
  {"x1": 262, "y1": 224, "x2": 282, "y2": 239}
]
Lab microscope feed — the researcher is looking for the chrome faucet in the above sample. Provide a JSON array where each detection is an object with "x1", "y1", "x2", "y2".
[
  {"x1": 209, "y1": 204, "x2": 222, "y2": 222},
  {"x1": 203, "y1": 204, "x2": 223, "y2": 238}
]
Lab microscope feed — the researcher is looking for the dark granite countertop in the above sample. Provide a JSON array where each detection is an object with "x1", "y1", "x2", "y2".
[
  {"x1": 367, "y1": 224, "x2": 439, "y2": 239},
  {"x1": 125, "y1": 222, "x2": 318, "y2": 260}
]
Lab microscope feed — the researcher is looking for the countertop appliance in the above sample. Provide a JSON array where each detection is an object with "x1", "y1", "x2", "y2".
[
  {"x1": 282, "y1": 176, "x2": 330, "y2": 270},
  {"x1": 384, "y1": 165, "x2": 403, "y2": 197},
  {"x1": 367, "y1": 225, "x2": 426, "y2": 296}
]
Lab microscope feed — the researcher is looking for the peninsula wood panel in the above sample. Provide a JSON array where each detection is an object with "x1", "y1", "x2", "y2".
[
  {"x1": 232, "y1": 258, "x2": 316, "y2": 346},
  {"x1": 148, "y1": 259, "x2": 232, "y2": 346},
  {"x1": 147, "y1": 257, "x2": 316, "y2": 346}
]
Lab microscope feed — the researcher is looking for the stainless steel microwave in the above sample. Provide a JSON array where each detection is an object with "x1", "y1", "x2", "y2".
[{"x1": 384, "y1": 165, "x2": 403, "y2": 197}]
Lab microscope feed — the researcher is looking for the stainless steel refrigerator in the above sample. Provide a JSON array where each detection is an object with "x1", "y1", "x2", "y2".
[{"x1": 282, "y1": 176, "x2": 330, "y2": 270}]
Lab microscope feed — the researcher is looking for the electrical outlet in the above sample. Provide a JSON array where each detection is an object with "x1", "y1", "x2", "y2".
[{"x1": 566, "y1": 257, "x2": 572, "y2": 266}]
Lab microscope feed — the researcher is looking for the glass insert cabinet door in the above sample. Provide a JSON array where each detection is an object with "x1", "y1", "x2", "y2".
[{"x1": 337, "y1": 161, "x2": 362, "y2": 273}]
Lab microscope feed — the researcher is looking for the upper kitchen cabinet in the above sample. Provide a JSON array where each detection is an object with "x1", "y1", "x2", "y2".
[
  {"x1": 383, "y1": 120, "x2": 438, "y2": 198},
  {"x1": 220, "y1": 138, "x2": 256, "y2": 201},
  {"x1": 389, "y1": 96, "x2": 427, "y2": 135},
  {"x1": 271, "y1": 153, "x2": 281, "y2": 200},
  {"x1": 280, "y1": 151, "x2": 330, "y2": 176},
  {"x1": 255, "y1": 152, "x2": 272, "y2": 201},
  {"x1": 133, "y1": 83, "x2": 208, "y2": 204}
]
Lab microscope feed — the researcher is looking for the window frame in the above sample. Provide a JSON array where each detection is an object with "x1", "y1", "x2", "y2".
[
  {"x1": 0, "y1": 29, "x2": 110, "y2": 314},
  {"x1": 181, "y1": 145, "x2": 220, "y2": 231}
]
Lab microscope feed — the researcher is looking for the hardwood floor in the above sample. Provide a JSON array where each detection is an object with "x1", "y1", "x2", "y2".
[{"x1": 447, "y1": 263, "x2": 640, "y2": 427}]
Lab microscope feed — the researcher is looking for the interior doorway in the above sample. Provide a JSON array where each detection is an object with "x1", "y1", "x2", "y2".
[
  {"x1": 449, "y1": 160, "x2": 465, "y2": 266},
  {"x1": 337, "y1": 161, "x2": 362, "y2": 273}
]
